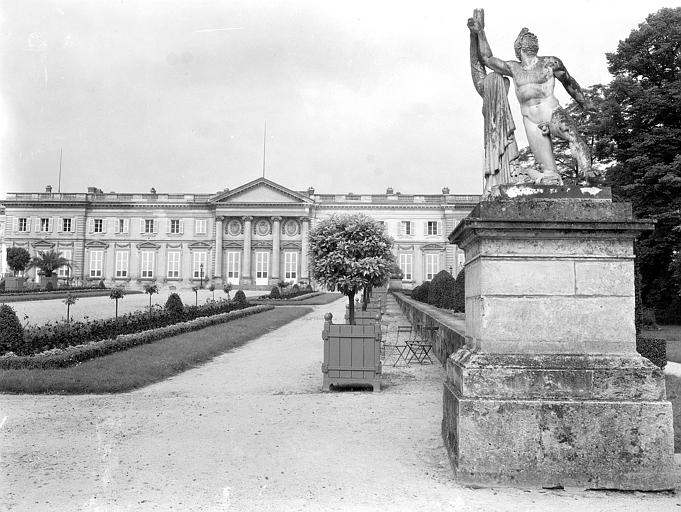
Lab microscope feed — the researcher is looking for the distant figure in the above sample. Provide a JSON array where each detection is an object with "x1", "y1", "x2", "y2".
[
  {"x1": 468, "y1": 10, "x2": 595, "y2": 184},
  {"x1": 469, "y1": 9, "x2": 519, "y2": 196}
]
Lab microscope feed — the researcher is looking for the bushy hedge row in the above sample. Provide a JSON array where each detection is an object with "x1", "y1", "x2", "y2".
[
  {"x1": 636, "y1": 336, "x2": 666, "y2": 369},
  {"x1": 0, "y1": 285, "x2": 109, "y2": 296},
  {"x1": 410, "y1": 269, "x2": 465, "y2": 312},
  {"x1": 7, "y1": 297, "x2": 252, "y2": 357},
  {"x1": 261, "y1": 285, "x2": 314, "y2": 301},
  {"x1": 0, "y1": 305, "x2": 274, "y2": 369}
]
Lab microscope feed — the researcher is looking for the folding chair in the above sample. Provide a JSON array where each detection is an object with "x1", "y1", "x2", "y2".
[
  {"x1": 405, "y1": 325, "x2": 437, "y2": 365},
  {"x1": 385, "y1": 325, "x2": 413, "y2": 366}
]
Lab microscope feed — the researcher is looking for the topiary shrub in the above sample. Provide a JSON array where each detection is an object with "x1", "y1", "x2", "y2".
[
  {"x1": 292, "y1": 284, "x2": 300, "y2": 293},
  {"x1": 233, "y1": 289, "x2": 248, "y2": 305},
  {"x1": 411, "y1": 281, "x2": 431, "y2": 303},
  {"x1": 164, "y1": 293, "x2": 184, "y2": 318},
  {"x1": 304, "y1": 284, "x2": 313, "y2": 292},
  {"x1": 0, "y1": 304, "x2": 25, "y2": 355},
  {"x1": 453, "y1": 268, "x2": 465, "y2": 313},
  {"x1": 45, "y1": 281, "x2": 54, "y2": 292},
  {"x1": 428, "y1": 270, "x2": 457, "y2": 309},
  {"x1": 636, "y1": 336, "x2": 666, "y2": 369},
  {"x1": 269, "y1": 286, "x2": 281, "y2": 299}
]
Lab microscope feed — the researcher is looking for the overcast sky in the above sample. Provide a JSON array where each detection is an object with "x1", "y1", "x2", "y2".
[{"x1": 0, "y1": 0, "x2": 675, "y2": 196}]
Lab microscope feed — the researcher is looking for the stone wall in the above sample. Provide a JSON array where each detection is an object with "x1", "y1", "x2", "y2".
[{"x1": 392, "y1": 292, "x2": 466, "y2": 365}]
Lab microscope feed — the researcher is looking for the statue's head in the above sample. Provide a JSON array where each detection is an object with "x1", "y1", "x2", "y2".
[{"x1": 514, "y1": 28, "x2": 539, "y2": 59}]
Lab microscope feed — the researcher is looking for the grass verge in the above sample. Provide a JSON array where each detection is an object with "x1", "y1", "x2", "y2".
[
  {"x1": 0, "y1": 306, "x2": 312, "y2": 395},
  {"x1": 665, "y1": 374, "x2": 681, "y2": 452}
]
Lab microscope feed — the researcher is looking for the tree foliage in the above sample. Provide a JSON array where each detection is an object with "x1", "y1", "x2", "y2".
[
  {"x1": 603, "y1": 7, "x2": 681, "y2": 322},
  {"x1": 6, "y1": 247, "x2": 31, "y2": 276},
  {"x1": 309, "y1": 214, "x2": 393, "y2": 324},
  {"x1": 27, "y1": 250, "x2": 70, "y2": 278}
]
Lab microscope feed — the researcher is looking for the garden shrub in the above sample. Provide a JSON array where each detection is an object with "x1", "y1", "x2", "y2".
[
  {"x1": 636, "y1": 336, "x2": 666, "y2": 369},
  {"x1": 233, "y1": 289, "x2": 248, "y2": 305},
  {"x1": 411, "y1": 281, "x2": 431, "y2": 303},
  {"x1": 45, "y1": 281, "x2": 54, "y2": 292},
  {"x1": 98, "y1": 280, "x2": 106, "y2": 289},
  {"x1": 0, "y1": 304, "x2": 24, "y2": 354},
  {"x1": 453, "y1": 268, "x2": 465, "y2": 313},
  {"x1": 304, "y1": 284, "x2": 313, "y2": 292},
  {"x1": 428, "y1": 270, "x2": 457, "y2": 309},
  {"x1": 269, "y1": 286, "x2": 281, "y2": 299},
  {"x1": 165, "y1": 293, "x2": 184, "y2": 318},
  {"x1": 13, "y1": 298, "x2": 252, "y2": 357},
  {"x1": 292, "y1": 284, "x2": 300, "y2": 293}
]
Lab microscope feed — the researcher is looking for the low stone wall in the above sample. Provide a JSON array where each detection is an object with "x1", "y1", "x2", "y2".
[{"x1": 392, "y1": 292, "x2": 466, "y2": 365}]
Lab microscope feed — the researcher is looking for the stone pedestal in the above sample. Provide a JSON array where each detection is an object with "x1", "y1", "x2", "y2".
[{"x1": 443, "y1": 185, "x2": 675, "y2": 490}]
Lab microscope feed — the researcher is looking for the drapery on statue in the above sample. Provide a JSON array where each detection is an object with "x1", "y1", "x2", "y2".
[
  {"x1": 468, "y1": 9, "x2": 595, "y2": 186},
  {"x1": 469, "y1": 9, "x2": 519, "y2": 196}
]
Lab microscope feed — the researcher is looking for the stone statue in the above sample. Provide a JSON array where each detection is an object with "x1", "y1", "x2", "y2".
[
  {"x1": 468, "y1": 9, "x2": 595, "y2": 185},
  {"x1": 469, "y1": 9, "x2": 519, "y2": 196}
]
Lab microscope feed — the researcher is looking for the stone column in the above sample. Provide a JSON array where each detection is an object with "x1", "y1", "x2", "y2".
[
  {"x1": 271, "y1": 216, "x2": 282, "y2": 283},
  {"x1": 442, "y1": 185, "x2": 674, "y2": 490},
  {"x1": 242, "y1": 216, "x2": 253, "y2": 285},
  {"x1": 214, "y1": 216, "x2": 224, "y2": 281},
  {"x1": 300, "y1": 217, "x2": 310, "y2": 282}
]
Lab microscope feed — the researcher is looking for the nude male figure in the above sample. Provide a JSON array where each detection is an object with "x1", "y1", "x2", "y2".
[{"x1": 468, "y1": 17, "x2": 595, "y2": 184}]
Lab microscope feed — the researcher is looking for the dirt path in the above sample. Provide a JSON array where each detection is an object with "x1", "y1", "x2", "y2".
[{"x1": 0, "y1": 296, "x2": 678, "y2": 511}]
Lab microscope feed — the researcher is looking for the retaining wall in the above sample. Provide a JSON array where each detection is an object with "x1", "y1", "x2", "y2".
[{"x1": 392, "y1": 292, "x2": 466, "y2": 365}]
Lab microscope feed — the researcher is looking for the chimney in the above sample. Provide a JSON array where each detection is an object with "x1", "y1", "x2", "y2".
[
  {"x1": 386, "y1": 187, "x2": 394, "y2": 195},
  {"x1": 150, "y1": 187, "x2": 157, "y2": 194},
  {"x1": 442, "y1": 187, "x2": 450, "y2": 194},
  {"x1": 307, "y1": 186, "x2": 315, "y2": 196},
  {"x1": 45, "y1": 185, "x2": 52, "y2": 193},
  {"x1": 87, "y1": 186, "x2": 97, "y2": 194}
]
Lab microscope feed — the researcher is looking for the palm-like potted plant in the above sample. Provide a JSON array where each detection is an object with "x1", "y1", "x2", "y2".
[
  {"x1": 309, "y1": 213, "x2": 393, "y2": 392},
  {"x1": 27, "y1": 250, "x2": 70, "y2": 290}
]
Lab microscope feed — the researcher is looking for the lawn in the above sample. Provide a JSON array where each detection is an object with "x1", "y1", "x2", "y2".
[{"x1": 0, "y1": 306, "x2": 312, "y2": 395}]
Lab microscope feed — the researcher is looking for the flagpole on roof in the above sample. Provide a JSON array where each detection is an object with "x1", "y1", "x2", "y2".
[{"x1": 262, "y1": 121, "x2": 266, "y2": 178}]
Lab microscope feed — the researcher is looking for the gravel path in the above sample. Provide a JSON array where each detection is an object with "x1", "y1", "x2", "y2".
[{"x1": 0, "y1": 296, "x2": 678, "y2": 511}]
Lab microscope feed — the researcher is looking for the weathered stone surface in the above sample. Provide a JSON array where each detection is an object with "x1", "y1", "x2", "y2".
[
  {"x1": 495, "y1": 184, "x2": 612, "y2": 200},
  {"x1": 575, "y1": 260, "x2": 633, "y2": 296},
  {"x1": 466, "y1": 295, "x2": 636, "y2": 354},
  {"x1": 443, "y1": 380, "x2": 675, "y2": 490},
  {"x1": 443, "y1": 194, "x2": 673, "y2": 490}
]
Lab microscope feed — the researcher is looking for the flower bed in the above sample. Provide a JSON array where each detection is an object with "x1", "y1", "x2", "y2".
[
  {"x1": 0, "y1": 304, "x2": 274, "y2": 369},
  {"x1": 8, "y1": 298, "x2": 252, "y2": 357},
  {"x1": 252, "y1": 291, "x2": 323, "y2": 303}
]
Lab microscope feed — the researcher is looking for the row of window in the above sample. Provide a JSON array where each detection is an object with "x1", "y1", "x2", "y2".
[
  {"x1": 398, "y1": 253, "x2": 440, "y2": 281},
  {"x1": 85, "y1": 250, "x2": 300, "y2": 280},
  {"x1": 15, "y1": 217, "x2": 445, "y2": 237},
  {"x1": 14, "y1": 217, "x2": 209, "y2": 235}
]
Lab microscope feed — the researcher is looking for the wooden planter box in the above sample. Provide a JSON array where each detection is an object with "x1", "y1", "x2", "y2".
[
  {"x1": 4, "y1": 276, "x2": 27, "y2": 291},
  {"x1": 39, "y1": 276, "x2": 59, "y2": 290},
  {"x1": 322, "y1": 312, "x2": 382, "y2": 392},
  {"x1": 344, "y1": 309, "x2": 381, "y2": 325}
]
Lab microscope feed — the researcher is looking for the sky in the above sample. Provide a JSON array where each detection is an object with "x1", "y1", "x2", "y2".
[{"x1": 0, "y1": 0, "x2": 676, "y2": 196}]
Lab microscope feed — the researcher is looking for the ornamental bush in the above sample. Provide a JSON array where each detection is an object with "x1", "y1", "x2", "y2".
[
  {"x1": 0, "y1": 304, "x2": 24, "y2": 354},
  {"x1": 412, "y1": 281, "x2": 431, "y2": 303},
  {"x1": 292, "y1": 284, "x2": 300, "y2": 293},
  {"x1": 233, "y1": 289, "x2": 248, "y2": 305},
  {"x1": 165, "y1": 293, "x2": 184, "y2": 318},
  {"x1": 269, "y1": 286, "x2": 281, "y2": 299},
  {"x1": 636, "y1": 336, "x2": 666, "y2": 369},
  {"x1": 428, "y1": 270, "x2": 457, "y2": 309},
  {"x1": 453, "y1": 268, "x2": 466, "y2": 313}
]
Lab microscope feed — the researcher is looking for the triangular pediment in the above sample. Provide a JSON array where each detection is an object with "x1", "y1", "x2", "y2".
[{"x1": 211, "y1": 178, "x2": 312, "y2": 205}]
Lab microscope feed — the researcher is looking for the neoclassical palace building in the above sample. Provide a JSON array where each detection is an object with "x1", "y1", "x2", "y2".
[{"x1": 0, "y1": 178, "x2": 479, "y2": 289}]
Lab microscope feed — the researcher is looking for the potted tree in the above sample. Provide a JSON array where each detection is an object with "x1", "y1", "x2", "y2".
[
  {"x1": 5, "y1": 247, "x2": 31, "y2": 290},
  {"x1": 388, "y1": 261, "x2": 404, "y2": 291},
  {"x1": 27, "y1": 250, "x2": 70, "y2": 290},
  {"x1": 309, "y1": 213, "x2": 393, "y2": 391}
]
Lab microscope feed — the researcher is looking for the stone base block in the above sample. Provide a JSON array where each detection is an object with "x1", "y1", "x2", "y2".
[{"x1": 442, "y1": 379, "x2": 675, "y2": 490}]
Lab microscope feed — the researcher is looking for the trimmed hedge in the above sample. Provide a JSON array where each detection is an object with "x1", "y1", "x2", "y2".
[
  {"x1": 428, "y1": 270, "x2": 457, "y2": 309},
  {"x1": 7, "y1": 297, "x2": 251, "y2": 357},
  {"x1": 636, "y1": 336, "x2": 666, "y2": 369},
  {"x1": 0, "y1": 305, "x2": 24, "y2": 355},
  {"x1": 0, "y1": 305, "x2": 274, "y2": 369},
  {"x1": 411, "y1": 281, "x2": 431, "y2": 303},
  {"x1": 269, "y1": 286, "x2": 281, "y2": 299},
  {"x1": 165, "y1": 293, "x2": 184, "y2": 318},
  {"x1": 453, "y1": 268, "x2": 465, "y2": 313}
]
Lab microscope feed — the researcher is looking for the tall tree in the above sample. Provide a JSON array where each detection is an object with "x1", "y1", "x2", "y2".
[
  {"x1": 604, "y1": 7, "x2": 681, "y2": 322},
  {"x1": 309, "y1": 214, "x2": 393, "y2": 324}
]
